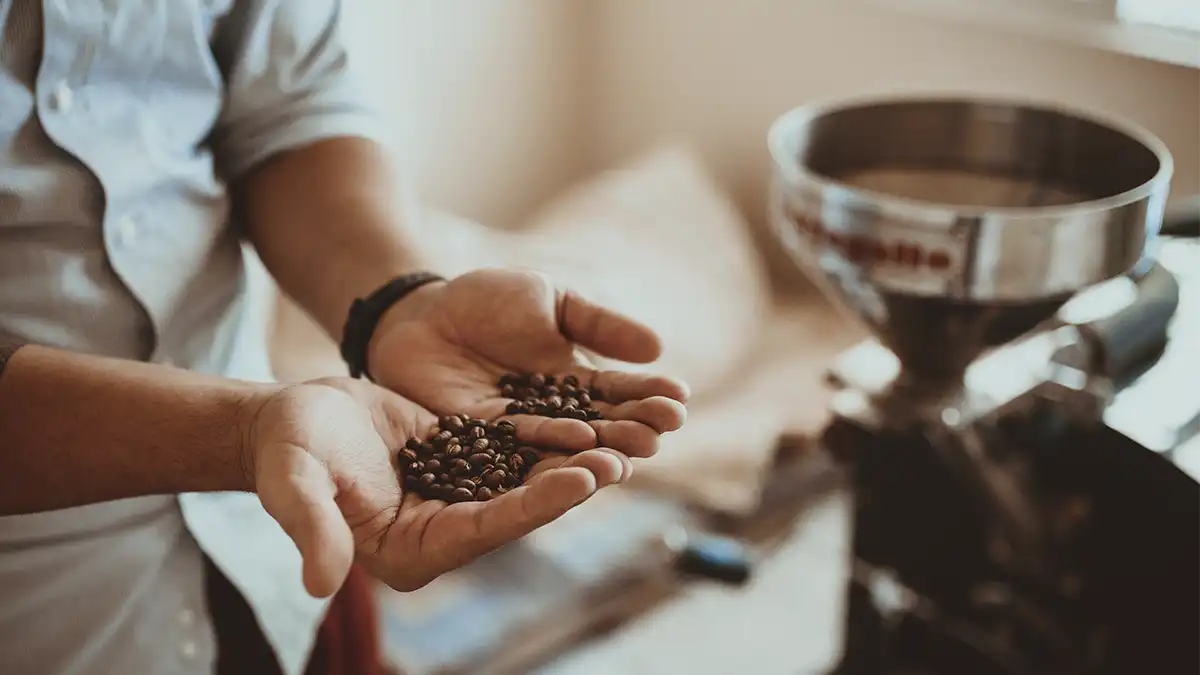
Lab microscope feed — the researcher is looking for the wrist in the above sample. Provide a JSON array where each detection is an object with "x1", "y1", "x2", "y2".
[
  {"x1": 234, "y1": 383, "x2": 288, "y2": 493},
  {"x1": 364, "y1": 275, "x2": 451, "y2": 379}
]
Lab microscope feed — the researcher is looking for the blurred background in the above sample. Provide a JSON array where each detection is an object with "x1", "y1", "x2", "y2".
[{"x1": 265, "y1": 2, "x2": 1200, "y2": 674}]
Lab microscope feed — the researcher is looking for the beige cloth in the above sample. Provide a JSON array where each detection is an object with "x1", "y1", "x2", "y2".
[
  {"x1": 628, "y1": 302, "x2": 861, "y2": 516},
  {"x1": 403, "y1": 145, "x2": 775, "y2": 395},
  {"x1": 271, "y1": 145, "x2": 860, "y2": 515}
]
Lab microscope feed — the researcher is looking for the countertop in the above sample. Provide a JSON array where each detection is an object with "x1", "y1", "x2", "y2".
[{"x1": 533, "y1": 492, "x2": 852, "y2": 675}]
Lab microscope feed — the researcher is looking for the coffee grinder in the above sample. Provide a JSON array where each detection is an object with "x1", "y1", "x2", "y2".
[{"x1": 766, "y1": 97, "x2": 1199, "y2": 675}]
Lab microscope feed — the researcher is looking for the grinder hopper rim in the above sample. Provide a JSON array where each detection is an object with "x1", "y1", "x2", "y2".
[{"x1": 767, "y1": 95, "x2": 1174, "y2": 389}]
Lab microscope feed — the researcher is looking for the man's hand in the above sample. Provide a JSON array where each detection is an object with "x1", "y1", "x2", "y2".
[
  {"x1": 367, "y1": 269, "x2": 689, "y2": 459},
  {"x1": 245, "y1": 377, "x2": 627, "y2": 597},
  {"x1": 237, "y1": 138, "x2": 686, "y2": 457}
]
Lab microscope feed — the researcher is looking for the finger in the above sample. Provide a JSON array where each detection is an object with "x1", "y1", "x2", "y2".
[
  {"x1": 434, "y1": 465, "x2": 599, "y2": 567},
  {"x1": 401, "y1": 452, "x2": 627, "y2": 583},
  {"x1": 594, "y1": 396, "x2": 688, "y2": 434},
  {"x1": 506, "y1": 414, "x2": 595, "y2": 451},
  {"x1": 477, "y1": 453, "x2": 620, "y2": 538},
  {"x1": 575, "y1": 369, "x2": 690, "y2": 404},
  {"x1": 558, "y1": 289, "x2": 663, "y2": 364},
  {"x1": 463, "y1": 399, "x2": 597, "y2": 452},
  {"x1": 256, "y1": 443, "x2": 355, "y2": 599},
  {"x1": 526, "y1": 447, "x2": 631, "y2": 484},
  {"x1": 588, "y1": 420, "x2": 662, "y2": 459}
]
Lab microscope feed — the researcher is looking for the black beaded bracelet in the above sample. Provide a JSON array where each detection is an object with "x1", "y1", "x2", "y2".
[{"x1": 340, "y1": 272, "x2": 445, "y2": 379}]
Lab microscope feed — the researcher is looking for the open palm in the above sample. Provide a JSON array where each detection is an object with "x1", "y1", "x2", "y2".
[
  {"x1": 249, "y1": 378, "x2": 628, "y2": 596},
  {"x1": 368, "y1": 269, "x2": 689, "y2": 459}
]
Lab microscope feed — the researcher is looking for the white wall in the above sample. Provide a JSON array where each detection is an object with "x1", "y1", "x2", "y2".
[
  {"x1": 342, "y1": 0, "x2": 1198, "y2": 246},
  {"x1": 586, "y1": 0, "x2": 1200, "y2": 217},
  {"x1": 343, "y1": 0, "x2": 587, "y2": 228},
  {"x1": 274, "y1": 0, "x2": 1199, "y2": 372},
  {"x1": 580, "y1": 0, "x2": 1199, "y2": 284}
]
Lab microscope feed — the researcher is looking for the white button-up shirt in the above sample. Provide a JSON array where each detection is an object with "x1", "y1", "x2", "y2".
[{"x1": 0, "y1": 1, "x2": 385, "y2": 673}]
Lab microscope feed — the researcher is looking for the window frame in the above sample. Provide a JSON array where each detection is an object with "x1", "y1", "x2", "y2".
[{"x1": 866, "y1": 0, "x2": 1200, "y2": 69}]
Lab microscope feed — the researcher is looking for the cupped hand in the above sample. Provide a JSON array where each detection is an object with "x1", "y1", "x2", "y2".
[
  {"x1": 368, "y1": 269, "x2": 689, "y2": 458},
  {"x1": 244, "y1": 377, "x2": 629, "y2": 596}
]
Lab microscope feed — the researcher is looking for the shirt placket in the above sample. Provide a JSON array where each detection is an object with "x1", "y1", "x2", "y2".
[{"x1": 35, "y1": 0, "x2": 162, "y2": 362}]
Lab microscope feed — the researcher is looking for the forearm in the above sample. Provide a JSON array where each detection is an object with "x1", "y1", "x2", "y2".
[
  {"x1": 236, "y1": 136, "x2": 435, "y2": 342},
  {"x1": 0, "y1": 343, "x2": 271, "y2": 516}
]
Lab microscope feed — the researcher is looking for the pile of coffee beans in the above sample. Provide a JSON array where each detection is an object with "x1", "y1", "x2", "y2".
[
  {"x1": 399, "y1": 415, "x2": 540, "y2": 503},
  {"x1": 396, "y1": 373, "x2": 605, "y2": 503},
  {"x1": 502, "y1": 373, "x2": 604, "y2": 421}
]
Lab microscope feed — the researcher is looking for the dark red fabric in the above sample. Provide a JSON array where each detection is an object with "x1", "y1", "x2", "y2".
[{"x1": 206, "y1": 558, "x2": 385, "y2": 675}]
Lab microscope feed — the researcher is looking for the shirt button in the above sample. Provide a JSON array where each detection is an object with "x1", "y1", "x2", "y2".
[
  {"x1": 115, "y1": 216, "x2": 139, "y2": 248},
  {"x1": 180, "y1": 640, "x2": 198, "y2": 660},
  {"x1": 177, "y1": 607, "x2": 194, "y2": 626},
  {"x1": 49, "y1": 81, "x2": 74, "y2": 113}
]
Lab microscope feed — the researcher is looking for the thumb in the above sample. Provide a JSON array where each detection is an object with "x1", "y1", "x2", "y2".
[
  {"x1": 256, "y1": 442, "x2": 355, "y2": 599},
  {"x1": 557, "y1": 288, "x2": 663, "y2": 364}
]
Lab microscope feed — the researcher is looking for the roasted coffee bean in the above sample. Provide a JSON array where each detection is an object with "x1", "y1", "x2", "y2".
[
  {"x1": 396, "y1": 412, "x2": 562, "y2": 501},
  {"x1": 495, "y1": 372, "x2": 604, "y2": 421},
  {"x1": 508, "y1": 454, "x2": 526, "y2": 473},
  {"x1": 518, "y1": 448, "x2": 540, "y2": 465},
  {"x1": 500, "y1": 384, "x2": 515, "y2": 397},
  {"x1": 450, "y1": 487, "x2": 475, "y2": 503}
]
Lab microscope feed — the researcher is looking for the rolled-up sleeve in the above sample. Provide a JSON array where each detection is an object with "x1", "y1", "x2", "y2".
[{"x1": 208, "y1": 0, "x2": 389, "y2": 181}]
